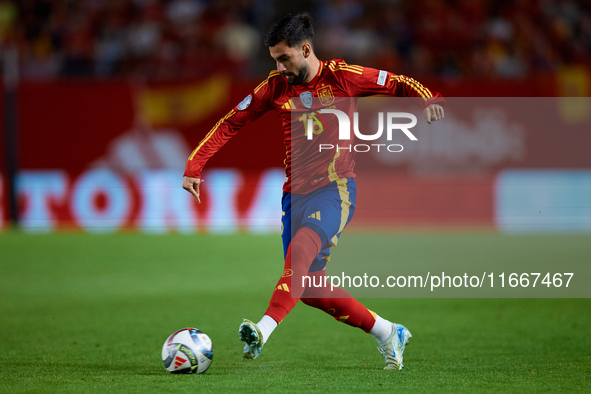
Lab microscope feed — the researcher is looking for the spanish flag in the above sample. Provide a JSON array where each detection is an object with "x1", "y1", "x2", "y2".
[{"x1": 139, "y1": 74, "x2": 231, "y2": 127}]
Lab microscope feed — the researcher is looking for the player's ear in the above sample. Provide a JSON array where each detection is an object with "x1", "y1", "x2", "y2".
[{"x1": 302, "y1": 42, "x2": 311, "y2": 59}]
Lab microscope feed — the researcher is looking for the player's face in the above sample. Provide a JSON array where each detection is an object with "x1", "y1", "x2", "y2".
[{"x1": 269, "y1": 40, "x2": 310, "y2": 85}]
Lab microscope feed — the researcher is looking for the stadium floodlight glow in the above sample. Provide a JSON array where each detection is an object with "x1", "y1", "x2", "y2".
[{"x1": 306, "y1": 109, "x2": 418, "y2": 141}]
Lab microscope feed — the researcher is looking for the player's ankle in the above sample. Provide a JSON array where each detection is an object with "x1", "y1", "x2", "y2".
[
  {"x1": 370, "y1": 314, "x2": 393, "y2": 345},
  {"x1": 257, "y1": 315, "x2": 278, "y2": 344}
]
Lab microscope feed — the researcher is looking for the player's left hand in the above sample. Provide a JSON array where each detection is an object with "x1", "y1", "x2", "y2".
[{"x1": 423, "y1": 104, "x2": 444, "y2": 124}]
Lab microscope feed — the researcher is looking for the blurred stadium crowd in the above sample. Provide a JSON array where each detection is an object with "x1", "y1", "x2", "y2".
[{"x1": 0, "y1": 0, "x2": 590, "y2": 81}]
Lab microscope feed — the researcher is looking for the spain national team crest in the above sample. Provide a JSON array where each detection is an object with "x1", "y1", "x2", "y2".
[
  {"x1": 316, "y1": 85, "x2": 335, "y2": 106},
  {"x1": 300, "y1": 91, "x2": 313, "y2": 108}
]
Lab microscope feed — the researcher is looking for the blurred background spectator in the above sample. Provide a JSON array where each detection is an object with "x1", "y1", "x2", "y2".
[{"x1": 1, "y1": 0, "x2": 590, "y2": 81}]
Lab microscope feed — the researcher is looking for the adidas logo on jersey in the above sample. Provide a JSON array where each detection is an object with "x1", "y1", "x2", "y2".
[{"x1": 307, "y1": 211, "x2": 321, "y2": 221}]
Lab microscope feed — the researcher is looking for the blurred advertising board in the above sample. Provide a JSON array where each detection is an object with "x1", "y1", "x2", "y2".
[{"x1": 1, "y1": 79, "x2": 590, "y2": 233}]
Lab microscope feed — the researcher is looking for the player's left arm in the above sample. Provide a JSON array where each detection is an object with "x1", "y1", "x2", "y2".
[{"x1": 342, "y1": 65, "x2": 445, "y2": 124}]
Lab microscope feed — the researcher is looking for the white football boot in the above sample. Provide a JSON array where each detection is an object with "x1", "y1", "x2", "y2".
[
  {"x1": 239, "y1": 319, "x2": 264, "y2": 359},
  {"x1": 377, "y1": 323, "x2": 412, "y2": 370}
]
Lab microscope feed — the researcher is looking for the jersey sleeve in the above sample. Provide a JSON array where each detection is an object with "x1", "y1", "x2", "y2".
[
  {"x1": 183, "y1": 75, "x2": 275, "y2": 178},
  {"x1": 337, "y1": 63, "x2": 445, "y2": 108}
]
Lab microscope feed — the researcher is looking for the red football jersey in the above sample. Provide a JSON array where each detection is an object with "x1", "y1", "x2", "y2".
[{"x1": 184, "y1": 59, "x2": 444, "y2": 194}]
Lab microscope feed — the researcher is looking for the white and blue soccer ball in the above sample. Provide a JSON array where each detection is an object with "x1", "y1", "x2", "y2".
[{"x1": 162, "y1": 328, "x2": 214, "y2": 374}]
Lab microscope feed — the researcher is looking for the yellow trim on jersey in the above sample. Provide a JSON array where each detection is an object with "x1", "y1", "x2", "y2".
[
  {"x1": 330, "y1": 177, "x2": 351, "y2": 246},
  {"x1": 337, "y1": 67, "x2": 363, "y2": 75},
  {"x1": 342, "y1": 63, "x2": 363, "y2": 71},
  {"x1": 188, "y1": 110, "x2": 235, "y2": 160},
  {"x1": 332, "y1": 61, "x2": 363, "y2": 70},
  {"x1": 391, "y1": 75, "x2": 427, "y2": 94},
  {"x1": 328, "y1": 61, "x2": 364, "y2": 75},
  {"x1": 404, "y1": 76, "x2": 433, "y2": 98},
  {"x1": 254, "y1": 79, "x2": 268, "y2": 94},
  {"x1": 327, "y1": 150, "x2": 341, "y2": 182},
  {"x1": 326, "y1": 149, "x2": 351, "y2": 246},
  {"x1": 390, "y1": 75, "x2": 433, "y2": 100},
  {"x1": 391, "y1": 75, "x2": 431, "y2": 97},
  {"x1": 330, "y1": 66, "x2": 363, "y2": 75},
  {"x1": 254, "y1": 71, "x2": 280, "y2": 94}
]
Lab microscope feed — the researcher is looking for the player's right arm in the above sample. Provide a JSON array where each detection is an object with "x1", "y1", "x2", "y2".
[
  {"x1": 182, "y1": 73, "x2": 277, "y2": 202},
  {"x1": 333, "y1": 61, "x2": 445, "y2": 124}
]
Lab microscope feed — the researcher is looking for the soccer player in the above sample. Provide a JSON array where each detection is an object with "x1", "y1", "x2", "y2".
[{"x1": 182, "y1": 13, "x2": 444, "y2": 370}]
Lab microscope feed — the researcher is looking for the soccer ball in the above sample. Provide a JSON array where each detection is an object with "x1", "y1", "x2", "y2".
[{"x1": 162, "y1": 328, "x2": 214, "y2": 374}]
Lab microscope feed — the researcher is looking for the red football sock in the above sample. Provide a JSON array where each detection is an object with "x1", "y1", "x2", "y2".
[
  {"x1": 264, "y1": 227, "x2": 323, "y2": 323},
  {"x1": 301, "y1": 271, "x2": 377, "y2": 333}
]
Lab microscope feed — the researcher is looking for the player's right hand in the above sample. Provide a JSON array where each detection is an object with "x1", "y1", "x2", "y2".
[{"x1": 182, "y1": 176, "x2": 204, "y2": 204}]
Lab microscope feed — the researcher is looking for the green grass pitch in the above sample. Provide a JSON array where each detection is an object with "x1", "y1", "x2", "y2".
[{"x1": 1, "y1": 232, "x2": 590, "y2": 392}]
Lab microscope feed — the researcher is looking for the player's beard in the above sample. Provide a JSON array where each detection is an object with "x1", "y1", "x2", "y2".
[{"x1": 286, "y1": 65, "x2": 309, "y2": 85}]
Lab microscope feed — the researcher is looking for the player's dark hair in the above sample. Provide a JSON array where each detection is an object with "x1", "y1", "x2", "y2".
[{"x1": 264, "y1": 13, "x2": 314, "y2": 48}]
